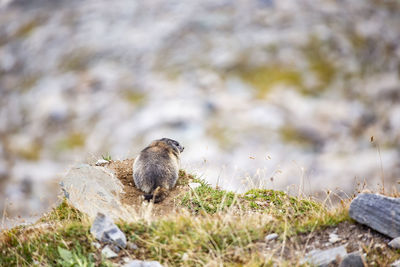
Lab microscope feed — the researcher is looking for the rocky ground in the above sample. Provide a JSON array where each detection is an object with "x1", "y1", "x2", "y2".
[
  {"x1": 1, "y1": 0, "x2": 400, "y2": 227},
  {"x1": 0, "y1": 163, "x2": 399, "y2": 266}
]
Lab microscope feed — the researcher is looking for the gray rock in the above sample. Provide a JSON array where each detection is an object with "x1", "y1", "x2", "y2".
[
  {"x1": 61, "y1": 165, "x2": 133, "y2": 220},
  {"x1": 303, "y1": 245, "x2": 347, "y2": 267},
  {"x1": 101, "y1": 245, "x2": 118, "y2": 259},
  {"x1": 265, "y1": 233, "x2": 278, "y2": 241},
  {"x1": 123, "y1": 260, "x2": 164, "y2": 267},
  {"x1": 339, "y1": 252, "x2": 365, "y2": 267},
  {"x1": 391, "y1": 259, "x2": 400, "y2": 267},
  {"x1": 329, "y1": 233, "x2": 341, "y2": 244},
  {"x1": 388, "y1": 237, "x2": 400, "y2": 249},
  {"x1": 349, "y1": 193, "x2": 400, "y2": 238},
  {"x1": 95, "y1": 159, "x2": 110, "y2": 166},
  {"x1": 127, "y1": 241, "x2": 139, "y2": 250},
  {"x1": 90, "y1": 212, "x2": 127, "y2": 248},
  {"x1": 92, "y1": 242, "x2": 101, "y2": 249}
]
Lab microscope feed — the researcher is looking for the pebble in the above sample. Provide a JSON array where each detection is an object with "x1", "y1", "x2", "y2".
[
  {"x1": 95, "y1": 159, "x2": 110, "y2": 166},
  {"x1": 90, "y1": 212, "x2": 127, "y2": 248},
  {"x1": 388, "y1": 237, "x2": 400, "y2": 249},
  {"x1": 123, "y1": 260, "x2": 164, "y2": 267},
  {"x1": 391, "y1": 259, "x2": 400, "y2": 267},
  {"x1": 127, "y1": 241, "x2": 139, "y2": 250},
  {"x1": 329, "y1": 233, "x2": 341, "y2": 243},
  {"x1": 101, "y1": 246, "x2": 118, "y2": 258},
  {"x1": 92, "y1": 242, "x2": 101, "y2": 249},
  {"x1": 265, "y1": 233, "x2": 278, "y2": 241}
]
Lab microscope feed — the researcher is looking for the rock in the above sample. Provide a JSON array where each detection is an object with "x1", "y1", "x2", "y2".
[
  {"x1": 188, "y1": 182, "x2": 201, "y2": 190},
  {"x1": 92, "y1": 242, "x2": 101, "y2": 249},
  {"x1": 265, "y1": 233, "x2": 278, "y2": 241},
  {"x1": 127, "y1": 241, "x2": 139, "y2": 250},
  {"x1": 90, "y1": 212, "x2": 127, "y2": 248},
  {"x1": 61, "y1": 165, "x2": 134, "y2": 220},
  {"x1": 123, "y1": 260, "x2": 164, "y2": 267},
  {"x1": 95, "y1": 159, "x2": 110, "y2": 166},
  {"x1": 303, "y1": 245, "x2": 347, "y2": 267},
  {"x1": 329, "y1": 233, "x2": 341, "y2": 243},
  {"x1": 388, "y1": 237, "x2": 400, "y2": 249},
  {"x1": 349, "y1": 193, "x2": 400, "y2": 238},
  {"x1": 101, "y1": 245, "x2": 118, "y2": 258},
  {"x1": 339, "y1": 252, "x2": 365, "y2": 267},
  {"x1": 391, "y1": 259, "x2": 400, "y2": 267},
  {"x1": 182, "y1": 253, "x2": 189, "y2": 261}
]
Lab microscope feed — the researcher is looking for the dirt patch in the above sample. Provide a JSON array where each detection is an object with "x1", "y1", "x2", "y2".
[
  {"x1": 258, "y1": 221, "x2": 398, "y2": 265},
  {"x1": 104, "y1": 159, "x2": 193, "y2": 217}
]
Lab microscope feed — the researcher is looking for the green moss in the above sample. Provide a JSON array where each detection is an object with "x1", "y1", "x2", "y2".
[
  {"x1": 206, "y1": 123, "x2": 235, "y2": 150},
  {"x1": 181, "y1": 181, "x2": 236, "y2": 214},
  {"x1": 242, "y1": 189, "x2": 322, "y2": 216},
  {"x1": 40, "y1": 199, "x2": 84, "y2": 223},
  {"x1": 0, "y1": 223, "x2": 98, "y2": 266},
  {"x1": 302, "y1": 36, "x2": 337, "y2": 94},
  {"x1": 58, "y1": 49, "x2": 93, "y2": 72},
  {"x1": 17, "y1": 141, "x2": 42, "y2": 161},
  {"x1": 14, "y1": 18, "x2": 43, "y2": 38},
  {"x1": 278, "y1": 125, "x2": 315, "y2": 147},
  {"x1": 238, "y1": 66, "x2": 303, "y2": 98},
  {"x1": 122, "y1": 90, "x2": 147, "y2": 105},
  {"x1": 56, "y1": 133, "x2": 86, "y2": 150}
]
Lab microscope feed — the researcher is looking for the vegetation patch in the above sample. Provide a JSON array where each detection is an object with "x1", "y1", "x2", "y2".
[
  {"x1": 0, "y1": 169, "x2": 397, "y2": 266},
  {"x1": 238, "y1": 66, "x2": 303, "y2": 98},
  {"x1": 181, "y1": 179, "x2": 236, "y2": 214}
]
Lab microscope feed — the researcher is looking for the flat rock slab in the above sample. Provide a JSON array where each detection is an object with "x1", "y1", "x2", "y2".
[
  {"x1": 349, "y1": 193, "x2": 400, "y2": 238},
  {"x1": 303, "y1": 245, "x2": 347, "y2": 267},
  {"x1": 61, "y1": 164, "x2": 134, "y2": 220}
]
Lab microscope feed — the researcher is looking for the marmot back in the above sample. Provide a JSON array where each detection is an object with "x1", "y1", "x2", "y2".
[{"x1": 133, "y1": 138, "x2": 184, "y2": 203}]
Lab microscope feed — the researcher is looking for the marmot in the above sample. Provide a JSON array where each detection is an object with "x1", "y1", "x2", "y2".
[{"x1": 133, "y1": 138, "x2": 184, "y2": 203}]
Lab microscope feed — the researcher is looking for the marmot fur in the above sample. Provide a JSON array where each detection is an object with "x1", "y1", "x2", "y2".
[{"x1": 133, "y1": 138, "x2": 184, "y2": 203}]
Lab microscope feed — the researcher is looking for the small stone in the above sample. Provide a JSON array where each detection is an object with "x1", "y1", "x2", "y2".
[
  {"x1": 95, "y1": 159, "x2": 110, "y2": 166},
  {"x1": 101, "y1": 246, "x2": 118, "y2": 258},
  {"x1": 391, "y1": 259, "x2": 400, "y2": 267},
  {"x1": 123, "y1": 260, "x2": 164, "y2": 267},
  {"x1": 265, "y1": 233, "x2": 278, "y2": 241},
  {"x1": 182, "y1": 253, "x2": 189, "y2": 261},
  {"x1": 188, "y1": 182, "x2": 201, "y2": 190},
  {"x1": 388, "y1": 237, "x2": 400, "y2": 249},
  {"x1": 123, "y1": 257, "x2": 131, "y2": 263},
  {"x1": 127, "y1": 241, "x2": 139, "y2": 250},
  {"x1": 90, "y1": 212, "x2": 127, "y2": 248},
  {"x1": 303, "y1": 245, "x2": 347, "y2": 267},
  {"x1": 329, "y1": 233, "x2": 341, "y2": 243},
  {"x1": 339, "y1": 252, "x2": 365, "y2": 267},
  {"x1": 92, "y1": 242, "x2": 101, "y2": 249}
]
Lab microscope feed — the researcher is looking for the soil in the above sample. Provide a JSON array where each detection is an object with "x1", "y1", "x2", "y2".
[
  {"x1": 104, "y1": 159, "x2": 193, "y2": 217},
  {"x1": 258, "y1": 220, "x2": 398, "y2": 265}
]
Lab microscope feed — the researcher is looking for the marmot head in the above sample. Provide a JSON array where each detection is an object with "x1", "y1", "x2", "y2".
[{"x1": 158, "y1": 138, "x2": 184, "y2": 153}]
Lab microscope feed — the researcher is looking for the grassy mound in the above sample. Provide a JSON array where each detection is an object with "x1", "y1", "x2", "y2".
[{"x1": 1, "y1": 172, "x2": 399, "y2": 266}]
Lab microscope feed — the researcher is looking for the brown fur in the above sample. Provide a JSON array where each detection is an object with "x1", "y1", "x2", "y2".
[{"x1": 133, "y1": 138, "x2": 184, "y2": 203}]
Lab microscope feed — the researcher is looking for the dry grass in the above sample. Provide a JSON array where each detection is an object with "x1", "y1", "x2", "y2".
[{"x1": 0, "y1": 169, "x2": 399, "y2": 266}]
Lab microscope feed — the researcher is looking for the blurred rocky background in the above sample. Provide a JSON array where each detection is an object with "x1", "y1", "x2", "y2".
[{"x1": 1, "y1": 0, "x2": 400, "y2": 228}]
